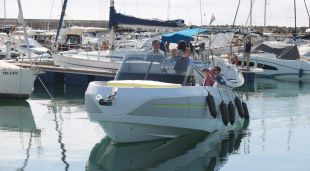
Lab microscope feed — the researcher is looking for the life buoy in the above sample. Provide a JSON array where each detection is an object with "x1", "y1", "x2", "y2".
[
  {"x1": 220, "y1": 101, "x2": 229, "y2": 126},
  {"x1": 242, "y1": 101, "x2": 250, "y2": 119},
  {"x1": 234, "y1": 97, "x2": 244, "y2": 118},
  {"x1": 207, "y1": 93, "x2": 217, "y2": 118},
  {"x1": 228, "y1": 101, "x2": 235, "y2": 125}
]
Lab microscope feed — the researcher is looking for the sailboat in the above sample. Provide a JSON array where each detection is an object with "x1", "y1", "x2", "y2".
[
  {"x1": 52, "y1": 0, "x2": 184, "y2": 70},
  {"x1": 0, "y1": 1, "x2": 37, "y2": 99}
]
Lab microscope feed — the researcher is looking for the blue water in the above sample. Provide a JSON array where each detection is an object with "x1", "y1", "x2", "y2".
[{"x1": 0, "y1": 79, "x2": 310, "y2": 171}]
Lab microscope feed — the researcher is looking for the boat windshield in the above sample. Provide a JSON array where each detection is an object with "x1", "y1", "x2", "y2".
[{"x1": 115, "y1": 53, "x2": 198, "y2": 85}]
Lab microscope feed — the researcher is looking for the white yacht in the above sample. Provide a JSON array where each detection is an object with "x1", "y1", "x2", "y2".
[
  {"x1": 85, "y1": 53, "x2": 249, "y2": 143},
  {"x1": 0, "y1": 61, "x2": 37, "y2": 99},
  {"x1": 237, "y1": 41, "x2": 310, "y2": 82}
]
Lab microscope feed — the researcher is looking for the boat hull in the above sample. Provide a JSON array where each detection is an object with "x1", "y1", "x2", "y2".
[
  {"x1": 85, "y1": 81, "x2": 245, "y2": 143},
  {"x1": 0, "y1": 64, "x2": 36, "y2": 99},
  {"x1": 238, "y1": 53, "x2": 310, "y2": 82}
]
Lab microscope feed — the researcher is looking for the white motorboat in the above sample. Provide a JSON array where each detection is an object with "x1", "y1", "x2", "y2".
[
  {"x1": 298, "y1": 43, "x2": 310, "y2": 57},
  {"x1": 86, "y1": 128, "x2": 247, "y2": 171},
  {"x1": 0, "y1": 61, "x2": 37, "y2": 99},
  {"x1": 237, "y1": 41, "x2": 310, "y2": 82},
  {"x1": 85, "y1": 53, "x2": 249, "y2": 143}
]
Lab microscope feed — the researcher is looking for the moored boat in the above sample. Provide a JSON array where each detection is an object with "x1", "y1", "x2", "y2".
[
  {"x1": 0, "y1": 61, "x2": 36, "y2": 99},
  {"x1": 85, "y1": 53, "x2": 249, "y2": 143}
]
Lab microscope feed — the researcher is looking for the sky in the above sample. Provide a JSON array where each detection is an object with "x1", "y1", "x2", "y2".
[{"x1": 1, "y1": 0, "x2": 310, "y2": 27}]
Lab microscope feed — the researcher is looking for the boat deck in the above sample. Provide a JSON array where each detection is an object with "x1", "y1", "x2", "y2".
[{"x1": 14, "y1": 63, "x2": 117, "y2": 77}]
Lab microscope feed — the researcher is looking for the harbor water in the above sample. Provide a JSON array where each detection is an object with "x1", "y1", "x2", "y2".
[{"x1": 1, "y1": 79, "x2": 310, "y2": 171}]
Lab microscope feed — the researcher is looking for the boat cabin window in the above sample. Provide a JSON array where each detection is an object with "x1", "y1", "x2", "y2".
[
  {"x1": 257, "y1": 63, "x2": 278, "y2": 70},
  {"x1": 115, "y1": 53, "x2": 197, "y2": 85}
]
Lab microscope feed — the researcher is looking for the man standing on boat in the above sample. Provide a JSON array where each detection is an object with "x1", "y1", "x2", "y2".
[
  {"x1": 241, "y1": 36, "x2": 252, "y2": 70},
  {"x1": 146, "y1": 39, "x2": 165, "y2": 63}
]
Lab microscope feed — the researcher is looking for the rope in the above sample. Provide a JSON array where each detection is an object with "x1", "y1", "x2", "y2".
[{"x1": 36, "y1": 75, "x2": 54, "y2": 100}]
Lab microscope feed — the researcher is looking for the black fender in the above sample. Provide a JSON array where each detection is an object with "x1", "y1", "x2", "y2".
[
  {"x1": 242, "y1": 101, "x2": 250, "y2": 120},
  {"x1": 220, "y1": 101, "x2": 229, "y2": 126},
  {"x1": 228, "y1": 101, "x2": 236, "y2": 125},
  {"x1": 207, "y1": 93, "x2": 217, "y2": 118},
  {"x1": 234, "y1": 97, "x2": 244, "y2": 118}
]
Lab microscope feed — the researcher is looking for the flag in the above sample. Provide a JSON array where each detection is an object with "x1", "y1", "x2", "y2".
[{"x1": 209, "y1": 13, "x2": 216, "y2": 25}]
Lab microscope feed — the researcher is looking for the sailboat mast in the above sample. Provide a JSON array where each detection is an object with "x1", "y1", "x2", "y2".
[
  {"x1": 3, "y1": 0, "x2": 7, "y2": 25},
  {"x1": 250, "y1": 0, "x2": 253, "y2": 27},
  {"x1": 199, "y1": 0, "x2": 203, "y2": 26},
  {"x1": 232, "y1": 0, "x2": 241, "y2": 28},
  {"x1": 294, "y1": 0, "x2": 297, "y2": 33},
  {"x1": 17, "y1": 0, "x2": 32, "y2": 66},
  {"x1": 167, "y1": 0, "x2": 170, "y2": 20},
  {"x1": 55, "y1": 0, "x2": 68, "y2": 43},
  {"x1": 264, "y1": 0, "x2": 267, "y2": 30},
  {"x1": 109, "y1": 0, "x2": 115, "y2": 49},
  {"x1": 304, "y1": 0, "x2": 310, "y2": 27}
]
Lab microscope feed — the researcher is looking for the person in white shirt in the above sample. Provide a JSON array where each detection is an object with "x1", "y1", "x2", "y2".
[{"x1": 146, "y1": 39, "x2": 165, "y2": 63}]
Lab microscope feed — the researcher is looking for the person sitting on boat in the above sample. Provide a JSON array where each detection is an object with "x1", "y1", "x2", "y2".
[
  {"x1": 174, "y1": 47, "x2": 193, "y2": 74},
  {"x1": 163, "y1": 48, "x2": 177, "y2": 66},
  {"x1": 184, "y1": 47, "x2": 194, "y2": 64},
  {"x1": 212, "y1": 66, "x2": 226, "y2": 86},
  {"x1": 176, "y1": 40, "x2": 187, "y2": 57},
  {"x1": 146, "y1": 39, "x2": 165, "y2": 63},
  {"x1": 202, "y1": 68, "x2": 215, "y2": 86}
]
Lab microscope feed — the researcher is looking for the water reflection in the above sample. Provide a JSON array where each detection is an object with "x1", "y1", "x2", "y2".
[
  {"x1": 86, "y1": 122, "x2": 249, "y2": 171},
  {"x1": 237, "y1": 78, "x2": 310, "y2": 96},
  {"x1": 0, "y1": 100, "x2": 37, "y2": 132},
  {"x1": 0, "y1": 100, "x2": 41, "y2": 171},
  {"x1": 49, "y1": 103, "x2": 70, "y2": 171},
  {"x1": 32, "y1": 84, "x2": 88, "y2": 99}
]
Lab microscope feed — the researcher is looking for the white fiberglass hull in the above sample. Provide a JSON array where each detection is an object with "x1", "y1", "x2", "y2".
[
  {"x1": 85, "y1": 81, "x2": 246, "y2": 143},
  {"x1": 0, "y1": 62, "x2": 36, "y2": 99},
  {"x1": 53, "y1": 50, "x2": 144, "y2": 70},
  {"x1": 238, "y1": 53, "x2": 310, "y2": 82},
  {"x1": 53, "y1": 51, "x2": 121, "y2": 70}
]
